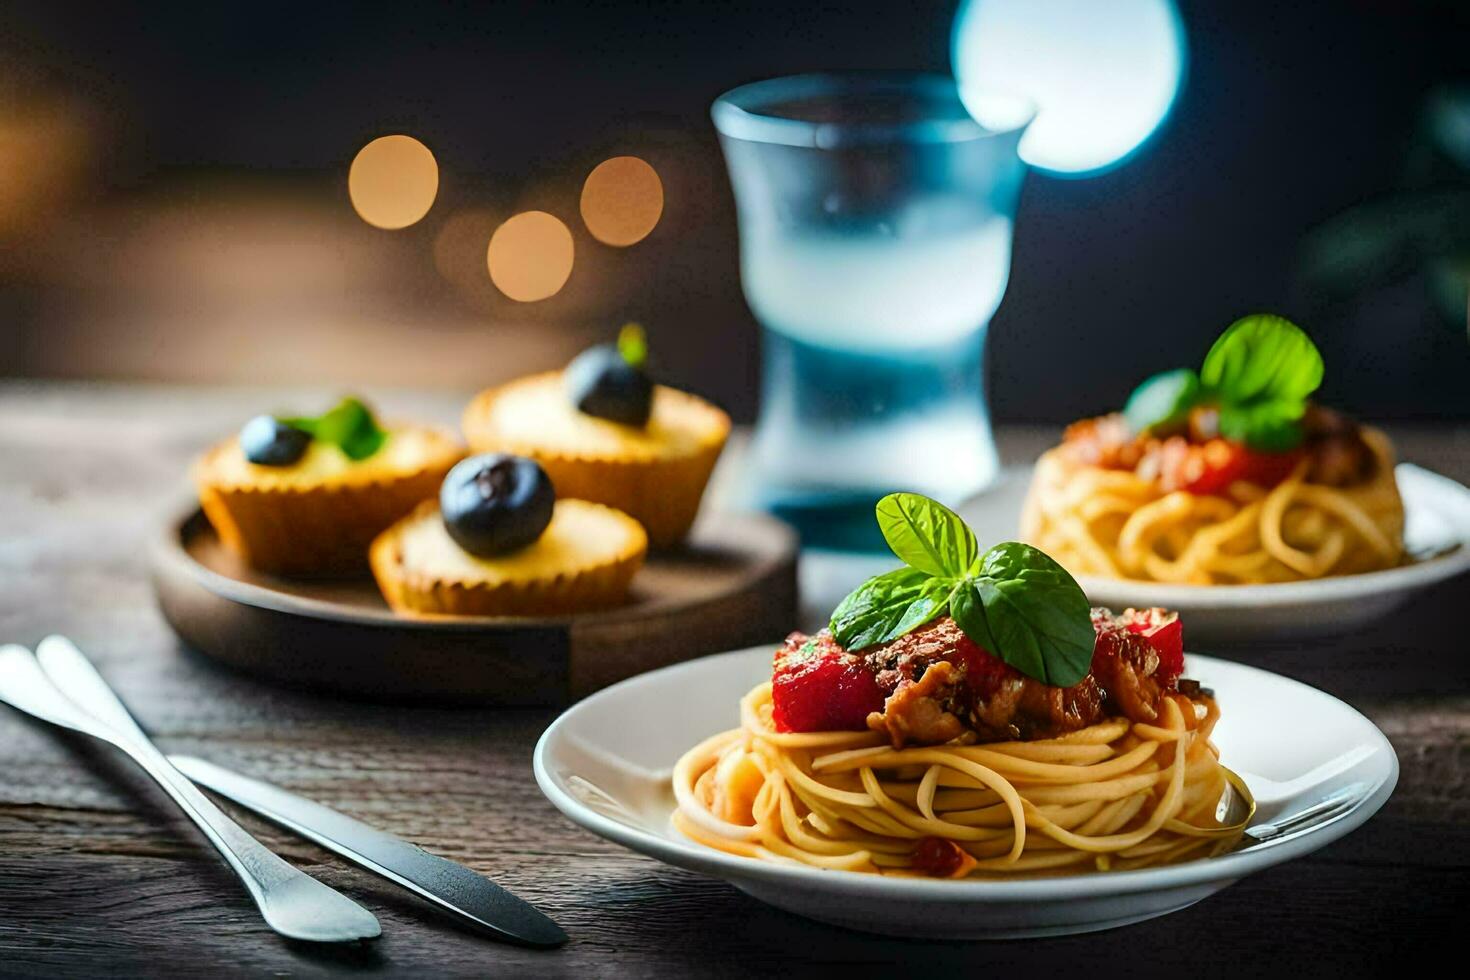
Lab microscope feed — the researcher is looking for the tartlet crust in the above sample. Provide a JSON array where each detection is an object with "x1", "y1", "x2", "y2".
[
  {"x1": 193, "y1": 426, "x2": 463, "y2": 576},
  {"x1": 370, "y1": 498, "x2": 648, "y2": 617},
  {"x1": 461, "y1": 372, "x2": 730, "y2": 548}
]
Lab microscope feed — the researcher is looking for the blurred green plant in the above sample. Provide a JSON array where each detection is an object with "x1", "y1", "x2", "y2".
[{"x1": 1296, "y1": 85, "x2": 1470, "y2": 340}]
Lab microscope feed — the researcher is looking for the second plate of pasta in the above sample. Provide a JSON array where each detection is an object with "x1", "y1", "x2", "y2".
[{"x1": 944, "y1": 461, "x2": 1469, "y2": 643}]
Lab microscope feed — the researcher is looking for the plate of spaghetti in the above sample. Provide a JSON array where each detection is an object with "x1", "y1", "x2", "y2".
[
  {"x1": 535, "y1": 493, "x2": 1397, "y2": 938},
  {"x1": 1018, "y1": 314, "x2": 1470, "y2": 639}
]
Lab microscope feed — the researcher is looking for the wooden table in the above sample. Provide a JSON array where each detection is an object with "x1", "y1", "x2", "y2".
[{"x1": 1, "y1": 382, "x2": 1466, "y2": 977}]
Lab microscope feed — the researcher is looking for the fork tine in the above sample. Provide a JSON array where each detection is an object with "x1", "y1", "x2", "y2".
[{"x1": 1245, "y1": 783, "x2": 1366, "y2": 847}]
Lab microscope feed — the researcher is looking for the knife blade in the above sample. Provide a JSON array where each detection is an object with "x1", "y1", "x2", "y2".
[{"x1": 168, "y1": 754, "x2": 567, "y2": 948}]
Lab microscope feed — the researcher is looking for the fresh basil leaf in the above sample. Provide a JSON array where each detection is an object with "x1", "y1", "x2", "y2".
[
  {"x1": 875, "y1": 492, "x2": 979, "y2": 579},
  {"x1": 827, "y1": 505, "x2": 1096, "y2": 687},
  {"x1": 948, "y1": 578, "x2": 998, "y2": 659},
  {"x1": 1217, "y1": 402, "x2": 1304, "y2": 453},
  {"x1": 830, "y1": 566, "x2": 952, "y2": 650},
  {"x1": 281, "y1": 397, "x2": 387, "y2": 461},
  {"x1": 966, "y1": 542, "x2": 1095, "y2": 687},
  {"x1": 963, "y1": 578, "x2": 1047, "y2": 680},
  {"x1": 1197, "y1": 315, "x2": 1324, "y2": 452},
  {"x1": 1200, "y1": 314, "x2": 1324, "y2": 407},
  {"x1": 1123, "y1": 368, "x2": 1200, "y2": 436},
  {"x1": 978, "y1": 540, "x2": 1073, "y2": 582}
]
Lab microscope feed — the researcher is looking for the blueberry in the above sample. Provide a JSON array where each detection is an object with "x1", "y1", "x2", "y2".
[
  {"x1": 440, "y1": 454, "x2": 555, "y2": 558},
  {"x1": 565, "y1": 344, "x2": 652, "y2": 426},
  {"x1": 240, "y1": 416, "x2": 311, "y2": 466}
]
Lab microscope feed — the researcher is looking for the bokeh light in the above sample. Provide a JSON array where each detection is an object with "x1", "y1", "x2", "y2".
[
  {"x1": 487, "y1": 211, "x2": 575, "y2": 302},
  {"x1": 579, "y1": 156, "x2": 664, "y2": 246},
  {"x1": 348, "y1": 134, "x2": 440, "y2": 229},
  {"x1": 433, "y1": 209, "x2": 500, "y2": 292},
  {"x1": 0, "y1": 101, "x2": 92, "y2": 243},
  {"x1": 952, "y1": 0, "x2": 1187, "y2": 176}
]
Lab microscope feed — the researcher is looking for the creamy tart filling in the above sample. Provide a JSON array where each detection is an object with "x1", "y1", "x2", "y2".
[
  {"x1": 398, "y1": 499, "x2": 644, "y2": 581},
  {"x1": 208, "y1": 427, "x2": 455, "y2": 487},
  {"x1": 480, "y1": 374, "x2": 720, "y2": 459}
]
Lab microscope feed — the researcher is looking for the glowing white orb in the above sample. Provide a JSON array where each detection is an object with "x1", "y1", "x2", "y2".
[{"x1": 952, "y1": 0, "x2": 1187, "y2": 176}]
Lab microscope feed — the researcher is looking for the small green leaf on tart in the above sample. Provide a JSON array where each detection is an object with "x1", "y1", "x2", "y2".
[
  {"x1": 282, "y1": 396, "x2": 388, "y2": 461},
  {"x1": 617, "y1": 322, "x2": 648, "y2": 369}
]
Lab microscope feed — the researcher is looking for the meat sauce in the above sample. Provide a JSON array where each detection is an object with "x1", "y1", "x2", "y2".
[
  {"x1": 771, "y1": 607, "x2": 1192, "y2": 747},
  {"x1": 1062, "y1": 404, "x2": 1376, "y2": 493}
]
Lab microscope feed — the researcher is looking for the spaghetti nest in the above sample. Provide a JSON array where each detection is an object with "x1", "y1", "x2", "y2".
[
  {"x1": 672, "y1": 683, "x2": 1250, "y2": 877},
  {"x1": 1021, "y1": 427, "x2": 1405, "y2": 585}
]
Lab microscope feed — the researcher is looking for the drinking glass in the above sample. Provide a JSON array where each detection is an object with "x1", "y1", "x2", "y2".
[{"x1": 712, "y1": 74, "x2": 1033, "y2": 549}]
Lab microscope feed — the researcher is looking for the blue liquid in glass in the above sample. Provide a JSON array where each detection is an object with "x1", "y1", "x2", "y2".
[
  {"x1": 713, "y1": 75, "x2": 1030, "y2": 550},
  {"x1": 749, "y1": 327, "x2": 997, "y2": 551}
]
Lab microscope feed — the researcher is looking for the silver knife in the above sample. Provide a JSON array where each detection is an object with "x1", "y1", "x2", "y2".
[{"x1": 169, "y1": 754, "x2": 568, "y2": 948}]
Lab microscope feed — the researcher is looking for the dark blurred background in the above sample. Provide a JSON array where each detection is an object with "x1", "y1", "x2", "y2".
[{"x1": 2, "y1": 0, "x2": 1467, "y2": 422}]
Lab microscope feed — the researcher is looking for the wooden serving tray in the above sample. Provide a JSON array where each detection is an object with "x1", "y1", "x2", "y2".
[{"x1": 153, "y1": 507, "x2": 798, "y2": 705}]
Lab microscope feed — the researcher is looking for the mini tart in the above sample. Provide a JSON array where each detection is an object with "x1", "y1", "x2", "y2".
[
  {"x1": 462, "y1": 371, "x2": 730, "y2": 548},
  {"x1": 370, "y1": 498, "x2": 648, "y2": 616},
  {"x1": 194, "y1": 426, "x2": 463, "y2": 576}
]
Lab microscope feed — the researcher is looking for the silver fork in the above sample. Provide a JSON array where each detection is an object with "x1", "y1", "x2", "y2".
[
  {"x1": 1238, "y1": 783, "x2": 1366, "y2": 849},
  {"x1": 0, "y1": 639, "x2": 381, "y2": 944}
]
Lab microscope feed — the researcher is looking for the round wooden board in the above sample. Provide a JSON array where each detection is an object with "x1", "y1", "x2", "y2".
[{"x1": 152, "y1": 507, "x2": 798, "y2": 705}]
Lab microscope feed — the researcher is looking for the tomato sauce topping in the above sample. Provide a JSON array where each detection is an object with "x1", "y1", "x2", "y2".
[
  {"x1": 1061, "y1": 405, "x2": 1375, "y2": 493},
  {"x1": 771, "y1": 607, "x2": 1196, "y2": 747}
]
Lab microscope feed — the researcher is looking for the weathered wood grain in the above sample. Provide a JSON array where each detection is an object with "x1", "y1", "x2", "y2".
[{"x1": 0, "y1": 383, "x2": 1466, "y2": 977}]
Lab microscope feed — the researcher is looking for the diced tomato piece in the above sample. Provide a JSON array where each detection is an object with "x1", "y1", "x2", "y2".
[
  {"x1": 912, "y1": 836, "x2": 970, "y2": 877},
  {"x1": 1161, "y1": 438, "x2": 1302, "y2": 496},
  {"x1": 944, "y1": 632, "x2": 1016, "y2": 699},
  {"x1": 1237, "y1": 447, "x2": 1304, "y2": 489},
  {"x1": 1119, "y1": 607, "x2": 1184, "y2": 684},
  {"x1": 770, "y1": 632, "x2": 885, "y2": 732}
]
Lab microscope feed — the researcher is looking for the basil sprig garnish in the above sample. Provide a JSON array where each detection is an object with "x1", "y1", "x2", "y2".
[
  {"x1": 830, "y1": 493, "x2": 1095, "y2": 687},
  {"x1": 282, "y1": 397, "x2": 387, "y2": 461},
  {"x1": 617, "y1": 322, "x2": 648, "y2": 370},
  {"x1": 1123, "y1": 314, "x2": 1324, "y2": 452},
  {"x1": 1122, "y1": 368, "x2": 1199, "y2": 437},
  {"x1": 1202, "y1": 314, "x2": 1324, "y2": 451}
]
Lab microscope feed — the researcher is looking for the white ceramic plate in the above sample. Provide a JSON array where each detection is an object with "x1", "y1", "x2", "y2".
[
  {"x1": 802, "y1": 462, "x2": 1470, "y2": 644},
  {"x1": 535, "y1": 646, "x2": 1397, "y2": 939}
]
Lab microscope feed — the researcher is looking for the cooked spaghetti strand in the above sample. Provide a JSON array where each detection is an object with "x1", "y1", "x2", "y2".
[
  {"x1": 672, "y1": 684, "x2": 1251, "y2": 877},
  {"x1": 1021, "y1": 427, "x2": 1404, "y2": 585}
]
